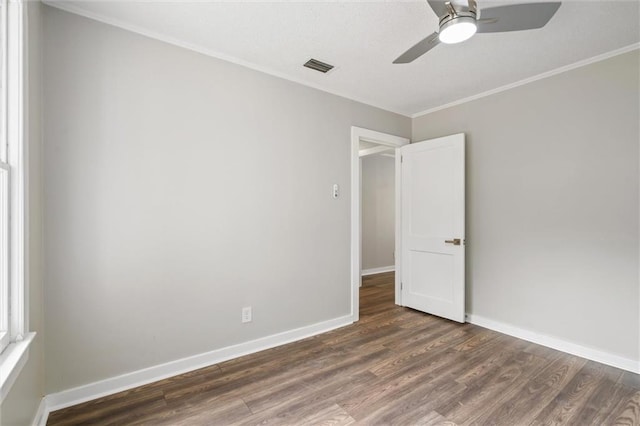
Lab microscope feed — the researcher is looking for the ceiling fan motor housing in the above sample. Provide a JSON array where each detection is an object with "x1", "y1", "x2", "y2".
[
  {"x1": 439, "y1": 9, "x2": 477, "y2": 27},
  {"x1": 439, "y1": 11, "x2": 478, "y2": 44}
]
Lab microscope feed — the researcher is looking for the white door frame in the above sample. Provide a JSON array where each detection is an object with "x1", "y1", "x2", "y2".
[{"x1": 350, "y1": 127, "x2": 409, "y2": 322}]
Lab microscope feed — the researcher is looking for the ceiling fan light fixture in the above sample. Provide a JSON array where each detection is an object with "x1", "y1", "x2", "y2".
[{"x1": 438, "y1": 16, "x2": 477, "y2": 44}]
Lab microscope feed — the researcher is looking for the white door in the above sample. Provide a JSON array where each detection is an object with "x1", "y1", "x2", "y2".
[{"x1": 400, "y1": 133, "x2": 465, "y2": 322}]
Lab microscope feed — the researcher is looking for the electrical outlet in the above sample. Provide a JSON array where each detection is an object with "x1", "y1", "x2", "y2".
[{"x1": 242, "y1": 306, "x2": 252, "y2": 323}]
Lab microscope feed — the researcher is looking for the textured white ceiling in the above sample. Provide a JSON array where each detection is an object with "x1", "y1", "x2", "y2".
[{"x1": 47, "y1": 0, "x2": 640, "y2": 117}]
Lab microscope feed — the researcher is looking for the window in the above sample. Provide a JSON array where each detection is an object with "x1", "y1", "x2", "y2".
[
  {"x1": 0, "y1": 159, "x2": 8, "y2": 354},
  {"x1": 0, "y1": 0, "x2": 11, "y2": 355},
  {"x1": 0, "y1": 0, "x2": 31, "y2": 403},
  {"x1": 0, "y1": 0, "x2": 25, "y2": 348}
]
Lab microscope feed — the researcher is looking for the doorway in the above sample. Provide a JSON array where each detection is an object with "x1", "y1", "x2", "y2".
[
  {"x1": 350, "y1": 127, "x2": 409, "y2": 322},
  {"x1": 360, "y1": 147, "x2": 396, "y2": 309},
  {"x1": 360, "y1": 148, "x2": 395, "y2": 278}
]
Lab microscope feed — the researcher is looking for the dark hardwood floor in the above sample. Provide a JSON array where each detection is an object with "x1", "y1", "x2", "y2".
[{"x1": 48, "y1": 272, "x2": 640, "y2": 425}]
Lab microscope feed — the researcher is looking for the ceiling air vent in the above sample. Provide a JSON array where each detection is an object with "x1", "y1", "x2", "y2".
[{"x1": 303, "y1": 58, "x2": 334, "y2": 74}]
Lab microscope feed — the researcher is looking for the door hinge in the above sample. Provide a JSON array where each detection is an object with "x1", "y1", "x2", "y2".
[
  {"x1": 400, "y1": 282, "x2": 403, "y2": 290},
  {"x1": 401, "y1": 155, "x2": 403, "y2": 163}
]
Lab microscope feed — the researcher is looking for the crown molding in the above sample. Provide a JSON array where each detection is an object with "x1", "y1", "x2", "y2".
[
  {"x1": 412, "y1": 43, "x2": 640, "y2": 118},
  {"x1": 42, "y1": 2, "x2": 639, "y2": 120},
  {"x1": 42, "y1": 1, "x2": 412, "y2": 118}
]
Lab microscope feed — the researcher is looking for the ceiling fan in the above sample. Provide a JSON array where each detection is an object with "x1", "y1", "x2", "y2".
[{"x1": 393, "y1": 0, "x2": 561, "y2": 64}]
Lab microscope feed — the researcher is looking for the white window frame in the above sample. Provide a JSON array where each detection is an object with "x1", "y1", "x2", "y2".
[
  {"x1": 0, "y1": 162, "x2": 9, "y2": 353},
  {"x1": 0, "y1": 0, "x2": 34, "y2": 404}
]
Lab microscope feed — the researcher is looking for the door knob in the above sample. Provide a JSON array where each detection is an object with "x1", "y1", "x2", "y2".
[{"x1": 445, "y1": 238, "x2": 461, "y2": 245}]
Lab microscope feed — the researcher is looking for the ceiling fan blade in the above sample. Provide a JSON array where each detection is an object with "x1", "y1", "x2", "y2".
[
  {"x1": 393, "y1": 32, "x2": 440, "y2": 64},
  {"x1": 477, "y1": 2, "x2": 561, "y2": 33},
  {"x1": 426, "y1": 0, "x2": 449, "y2": 18}
]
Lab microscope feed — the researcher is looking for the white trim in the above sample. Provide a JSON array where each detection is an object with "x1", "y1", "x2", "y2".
[
  {"x1": 29, "y1": 314, "x2": 640, "y2": 418},
  {"x1": 45, "y1": 314, "x2": 353, "y2": 412},
  {"x1": 351, "y1": 126, "x2": 409, "y2": 323},
  {"x1": 7, "y1": 0, "x2": 26, "y2": 341},
  {"x1": 0, "y1": 164, "x2": 9, "y2": 352},
  {"x1": 361, "y1": 265, "x2": 395, "y2": 276},
  {"x1": 0, "y1": 0, "x2": 6, "y2": 163},
  {"x1": 32, "y1": 396, "x2": 48, "y2": 426},
  {"x1": 466, "y1": 314, "x2": 640, "y2": 374},
  {"x1": 0, "y1": 331, "x2": 34, "y2": 403},
  {"x1": 412, "y1": 43, "x2": 640, "y2": 118},
  {"x1": 359, "y1": 145, "x2": 394, "y2": 158},
  {"x1": 0, "y1": 0, "x2": 29, "y2": 401},
  {"x1": 394, "y1": 149, "x2": 402, "y2": 306},
  {"x1": 42, "y1": 1, "x2": 410, "y2": 118},
  {"x1": 353, "y1": 128, "x2": 409, "y2": 147}
]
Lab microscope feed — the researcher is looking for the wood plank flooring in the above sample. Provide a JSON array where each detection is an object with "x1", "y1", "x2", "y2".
[{"x1": 48, "y1": 272, "x2": 640, "y2": 425}]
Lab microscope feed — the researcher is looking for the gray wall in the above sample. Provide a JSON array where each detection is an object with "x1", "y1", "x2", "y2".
[
  {"x1": 42, "y1": 6, "x2": 410, "y2": 393},
  {"x1": 412, "y1": 50, "x2": 639, "y2": 362},
  {"x1": 0, "y1": 1, "x2": 46, "y2": 425},
  {"x1": 361, "y1": 155, "x2": 395, "y2": 271},
  {"x1": 10, "y1": 4, "x2": 636, "y2": 414}
]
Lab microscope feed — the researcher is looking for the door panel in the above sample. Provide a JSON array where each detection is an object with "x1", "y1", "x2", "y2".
[
  {"x1": 410, "y1": 146, "x2": 454, "y2": 237},
  {"x1": 400, "y1": 134, "x2": 465, "y2": 323},
  {"x1": 409, "y1": 251, "x2": 453, "y2": 301}
]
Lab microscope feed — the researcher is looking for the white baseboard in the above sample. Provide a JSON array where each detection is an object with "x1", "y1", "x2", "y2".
[
  {"x1": 45, "y1": 314, "x2": 354, "y2": 412},
  {"x1": 466, "y1": 314, "x2": 640, "y2": 374},
  {"x1": 38, "y1": 311, "x2": 638, "y2": 420},
  {"x1": 361, "y1": 266, "x2": 395, "y2": 276},
  {"x1": 31, "y1": 397, "x2": 48, "y2": 426}
]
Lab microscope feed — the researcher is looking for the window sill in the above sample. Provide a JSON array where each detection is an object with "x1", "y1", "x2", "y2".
[{"x1": 0, "y1": 332, "x2": 35, "y2": 403}]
